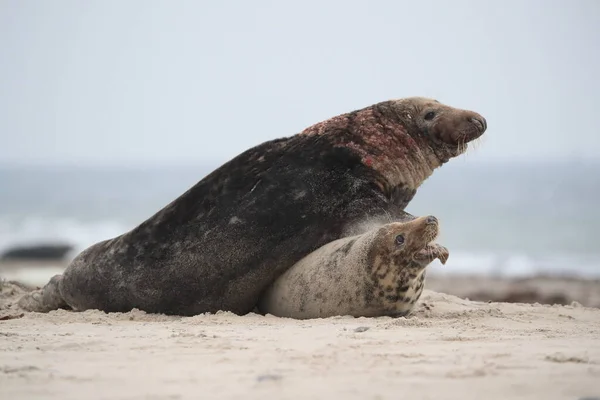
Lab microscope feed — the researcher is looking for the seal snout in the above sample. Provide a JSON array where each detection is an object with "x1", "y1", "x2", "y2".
[
  {"x1": 469, "y1": 116, "x2": 487, "y2": 134},
  {"x1": 425, "y1": 215, "x2": 438, "y2": 225},
  {"x1": 432, "y1": 108, "x2": 487, "y2": 148},
  {"x1": 407, "y1": 215, "x2": 440, "y2": 247},
  {"x1": 442, "y1": 112, "x2": 486, "y2": 145}
]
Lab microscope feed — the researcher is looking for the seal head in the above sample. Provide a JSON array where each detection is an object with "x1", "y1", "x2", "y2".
[
  {"x1": 303, "y1": 97, "x2": 487, "y2": 201},
  {"x1": 366, "y1": 215, "x2": 449, "y2": 317},
  {"x1": 371, "y1": 215, "x2": 449, "y2": 274},
  {"x1": 391, "y1": 97, "x2": 486, "y2": 157}
]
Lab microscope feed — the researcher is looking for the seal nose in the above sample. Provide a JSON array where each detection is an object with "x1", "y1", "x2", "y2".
[
  {"x1": 470, "y1": 116, "x2": 487, "y2": 133},
  {"x1": 426, "y1": 216, "x2": 438, "y2": 225}
]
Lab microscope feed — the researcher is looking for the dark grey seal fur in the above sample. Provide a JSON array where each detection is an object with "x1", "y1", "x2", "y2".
[
  {"x1": 18, "y1": 97, "x2": 486, "y2": 316},
  {"x1": 257, "y1": 215, "x2": 449, "y2": 319}
]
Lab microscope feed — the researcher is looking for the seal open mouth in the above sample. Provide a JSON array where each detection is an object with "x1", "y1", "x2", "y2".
[
  {"x1": 405, "y1": 215, "x2": 449, "y2": 266},
  {"x1": 413, "y1": 242, "x2": 449, "y2": 266}
]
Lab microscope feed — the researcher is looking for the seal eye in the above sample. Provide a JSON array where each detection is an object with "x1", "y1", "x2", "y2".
[
  {"x1": 395, "y1": 235, "x2": 405, "y2": 245},
  {"x1": 424, "y1": 111, "x2": 436, "y2": 121}
]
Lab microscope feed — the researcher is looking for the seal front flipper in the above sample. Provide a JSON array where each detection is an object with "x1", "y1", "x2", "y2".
[{"x1": 18, "y1": 274, "x2": 70, "y2": 312}]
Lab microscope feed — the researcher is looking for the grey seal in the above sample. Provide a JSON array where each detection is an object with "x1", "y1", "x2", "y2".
[
  {"x1": 257, "y1": 215, "x2": 449, "y2": 319},
  {"x1": 19, "y1": 97, "x2": 484, "y2": 316}
]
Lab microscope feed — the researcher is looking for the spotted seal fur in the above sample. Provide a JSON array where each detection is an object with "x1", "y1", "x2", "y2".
[{"x1": 257, "y1": 215, "x2": 449, "y2": 319}]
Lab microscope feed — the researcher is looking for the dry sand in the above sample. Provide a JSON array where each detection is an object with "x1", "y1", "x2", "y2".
[{"x1": 1, "y1": 279, "x2": 599, "y2": 400}]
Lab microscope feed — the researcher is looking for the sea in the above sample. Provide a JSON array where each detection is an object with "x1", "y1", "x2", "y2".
[{"x1": 1, "y1": 159, "x2": 599, "y2": 279}]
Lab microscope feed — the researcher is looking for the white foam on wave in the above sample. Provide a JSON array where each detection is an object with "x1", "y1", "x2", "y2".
[
  {"x1": 0, "y1": 216, "x2": 133, "y2": 259},
  {"x1": 1, "y1": 217, "x2": 599, "y2": 279},
  {"x1": 428, "y1": 250, "x2": 600, "y2": 279},
  {"x1": 1, "y1": 266, "x2": 67, "y2": 288}
]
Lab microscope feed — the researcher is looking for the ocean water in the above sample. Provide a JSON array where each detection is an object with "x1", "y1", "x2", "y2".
[{"x1": 1, "y1": 160, "x2": 599, "y2": 279}]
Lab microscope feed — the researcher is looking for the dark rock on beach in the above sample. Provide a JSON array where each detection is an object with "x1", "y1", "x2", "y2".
[{"x1": 1, "y1": 243, "x2": 74, "y2": 261}]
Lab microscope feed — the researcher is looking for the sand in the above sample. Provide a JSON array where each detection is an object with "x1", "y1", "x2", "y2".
[{"x1": 1, "y1": 279, "x2": 599, "y2": 400}]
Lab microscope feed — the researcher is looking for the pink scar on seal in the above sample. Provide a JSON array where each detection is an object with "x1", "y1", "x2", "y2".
[{"x1": 364, "y1": 157, "x2": 373, "y2": 167}]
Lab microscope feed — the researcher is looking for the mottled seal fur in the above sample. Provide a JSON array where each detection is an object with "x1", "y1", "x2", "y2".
[
  {"x1": 19, "y1": 97, "x2": 486, "y2": 316},
  {"x1": 257, "y1": 215, "x2": 449, "y2": 319}
]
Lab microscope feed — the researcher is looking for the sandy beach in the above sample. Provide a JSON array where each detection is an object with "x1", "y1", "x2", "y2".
[
  {"x1": 1, "y1": 273, "x2": 599, "y2": 400},
  {"x1": 2, "y1": 0, "x2": 599, "y2": 398}
]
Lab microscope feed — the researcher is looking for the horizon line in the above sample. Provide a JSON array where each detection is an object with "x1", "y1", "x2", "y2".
[{"x1": 0, "y1": 155, "x2": 598, "y2": 170}]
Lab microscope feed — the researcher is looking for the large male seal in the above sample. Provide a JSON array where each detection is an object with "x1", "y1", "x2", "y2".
[
  {"x1": 19, "y1": 97, "x2": 486, "y2": 316},
  {"x1": 257, "y1": 215, "x2": 449, "y2": 319}
]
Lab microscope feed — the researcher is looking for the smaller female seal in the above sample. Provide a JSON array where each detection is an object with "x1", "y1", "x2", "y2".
[{"x1": 257, "y1": 216, "x2": 449, "y2": 319}]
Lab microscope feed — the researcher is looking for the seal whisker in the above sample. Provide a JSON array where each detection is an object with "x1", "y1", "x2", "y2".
[
  {"x1": 459, "y1": 138, "x2": 467, "y2": 155},
  {"x1": 472, "y1": 136, "x2": 485, "y2": 153},
  {"x1": 383, "y1": 209, "x2": 393, "y2": 223}
]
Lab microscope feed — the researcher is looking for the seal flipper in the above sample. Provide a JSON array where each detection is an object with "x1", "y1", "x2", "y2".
[{"x1": 18, "y1": 274, "x2": 70, "y2": 312}]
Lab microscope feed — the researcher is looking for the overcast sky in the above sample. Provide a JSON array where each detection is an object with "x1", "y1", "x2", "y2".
[{"x1": 0, "y1": 0, "x2": 598, "y2": 167}]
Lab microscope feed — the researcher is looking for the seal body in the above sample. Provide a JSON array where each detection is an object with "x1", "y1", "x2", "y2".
[
  {"x1": 19, "y1": 97, "x2": 485, "y2": 316},
  {"x1": 257, "y1": 216, "x2": 449, "y2": 319}
]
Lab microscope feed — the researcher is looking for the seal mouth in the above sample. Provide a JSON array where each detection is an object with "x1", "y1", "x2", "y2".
[
  {"x1": 436, "y1": 114, "x2": 487, "y2": 155},
  {"x1": 471, "y1": 116, "x2": 487, "y2": 133},
  {"x1": 413, "y1": 243, "x2": 449, "y2": 266},
  {"x1": 405, "y1": 215, "x2": 446, "y2": 266}
]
